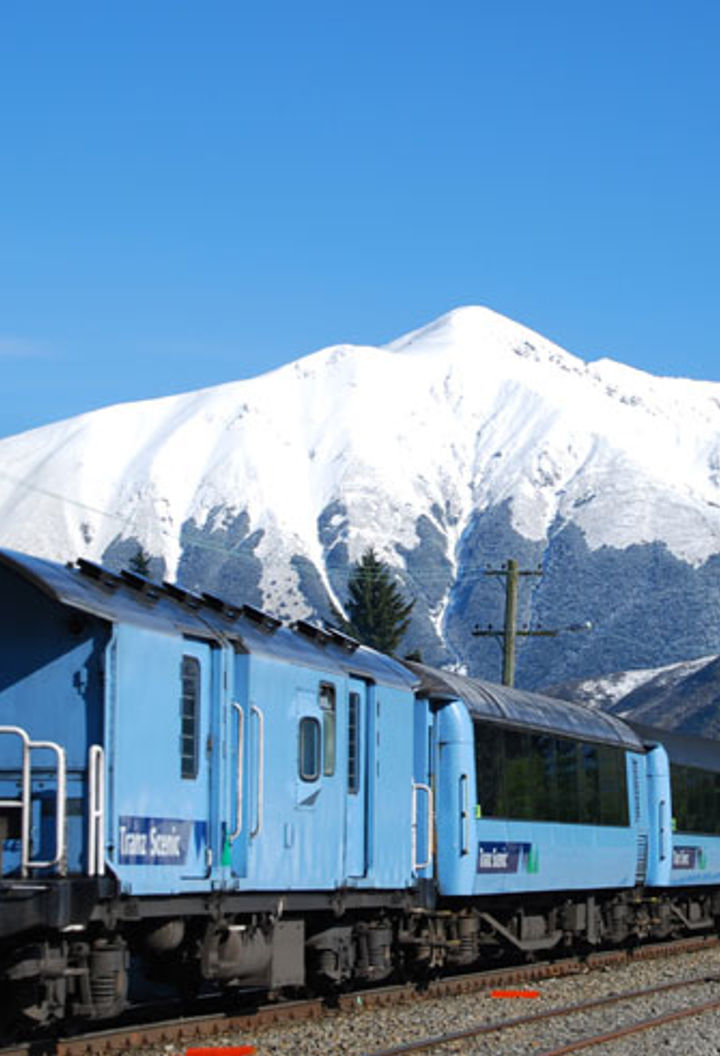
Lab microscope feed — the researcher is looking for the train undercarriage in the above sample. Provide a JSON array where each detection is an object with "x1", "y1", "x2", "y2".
[{"x1": 3, "y1": 880, "x2": 720, "y2": 1032}]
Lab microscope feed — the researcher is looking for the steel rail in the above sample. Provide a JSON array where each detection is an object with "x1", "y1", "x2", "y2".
[
  {"x1": 360, "y1": 972, "x2": 720, "y2": 1055},
  {"x1": 538, "y1": 995, "x2": 720, "y2": 1055}
]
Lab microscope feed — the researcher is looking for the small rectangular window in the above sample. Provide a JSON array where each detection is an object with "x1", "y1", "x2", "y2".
[
  {"x1": 180, "y1": 656, "x2": 201, "y2": 780},
  {"x1": 348, "y1": 692, "x2": 360, "y2": 794},
  {"x1": 319, "y1": 683, "x2": 336, "y2": 776},
  {"x1": 299, "y1": 717, "x2": 321, "y2": 781}
]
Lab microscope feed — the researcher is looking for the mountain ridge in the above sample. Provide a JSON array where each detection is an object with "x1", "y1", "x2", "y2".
[{"x1": 2, "y1": 305, "x2": 720, "y2": 688}]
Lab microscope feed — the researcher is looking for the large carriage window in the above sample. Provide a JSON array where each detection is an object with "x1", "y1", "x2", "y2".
[
  {"x1": 180, "y1": 656, "x2": 201, "y2": 779},
  {"x1": 319, "y1": 683, "x2": 336, "y2": 776},
  {"x1": 671, "y1": 764, "x2": 720, "y2": 835},
  {"x1": 473, "y1": 722, "x2": 628, "y2": 827},
  {"x1": 299, "y1": 717, "x2": 321, "y2": 781}
]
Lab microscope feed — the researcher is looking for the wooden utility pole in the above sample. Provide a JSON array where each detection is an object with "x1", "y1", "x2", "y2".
[{"x1": 472, "y1": 558, "x2": 558, "y2": 687}]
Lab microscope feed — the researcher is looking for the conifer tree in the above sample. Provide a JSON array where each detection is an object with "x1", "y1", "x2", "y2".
[
  {"x1": 128, "y1": 545, "x2": 152, "y2": 577},
  {"x1": 342, "y1": 548, "x2": 414, "y2": 655}
]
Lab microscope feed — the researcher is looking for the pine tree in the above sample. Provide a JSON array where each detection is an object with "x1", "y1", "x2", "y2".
[
  {"x1": 341, "y1": 548, "x2": 414, "y2": 655},
  {"x1": 128, "y1": 546, "x2": 152, "y2": 577}
]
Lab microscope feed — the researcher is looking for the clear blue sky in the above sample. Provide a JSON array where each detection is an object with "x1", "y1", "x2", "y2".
[{"x1": 1, "y1": 1, "x2": 718, "y2": 438}]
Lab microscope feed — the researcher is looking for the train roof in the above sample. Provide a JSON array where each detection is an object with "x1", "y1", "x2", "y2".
[
  {"x1": 405, "y1": 661, "x2": 644, "y2": 750},
  {"x1": 628, "y1": 722, "x2": 720, "y2": 773},
  {"x1": 0, "y1": 548, "x2": 417, "y2": 691}
]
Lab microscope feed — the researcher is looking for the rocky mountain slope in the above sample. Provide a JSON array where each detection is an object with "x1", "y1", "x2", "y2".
[
  {"x1": 545, "y1": 654, "x2": 720, "y2": 737},
  {"x1": 2, "y1": 305, "x2": 720, "y2": 688}
]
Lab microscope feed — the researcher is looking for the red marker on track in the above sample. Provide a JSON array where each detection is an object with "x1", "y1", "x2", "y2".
[
  {"x1": 183, "y1": 1047, "x2": 256, "y2": 1056},
  {"x1": 491, "y1": 988, "x2": 540, "y2": 999}
]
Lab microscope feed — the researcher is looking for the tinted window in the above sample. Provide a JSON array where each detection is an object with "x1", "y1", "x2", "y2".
[
  {"x1": 473, "y1": 721, "x2": 629, "y2": 827},
  {"x1": 504, "y1": 730, "x2": 532, "y2": 819},
  {"x1": 180, "y1": 656, "x2": 200, "y2": 780},
  {"x1": 671, "y1": 763, "x2": 720, "y2": 835},
  {"x1": 475, "y1": 723, "x2": 504, "y2": 817},
  {"x1": 320, "y1": 683, "x2": 336, "y2": 776},
  {"x1": 556, "y1": 738, "x2": 579, "y2": 823},
  {"x1": 299, "y1": 717, "x2": 321, "y2": 781}
]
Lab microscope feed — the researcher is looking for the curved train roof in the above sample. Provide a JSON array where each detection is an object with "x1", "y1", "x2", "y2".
[
  {"x1": 0, "y1": 548, "x2": 416, "y2": 691},
  {"x1": 406, "y1": 661, "x2": 644, "y2": 750}
]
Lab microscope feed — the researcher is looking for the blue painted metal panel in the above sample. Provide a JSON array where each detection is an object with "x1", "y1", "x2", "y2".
[
  {"x1": 364, "y1": 683, "x2": 414, "y2": 889},
  {"x1": 412, "y1": 698, "x2": 434, "y2": 880},
  {"x1": 237, "y1": 655, "x2": 345, "y2": 890},
  {"x1": 227, "y1": 653, "x2": 415, "y2": 893},
  {"x1": 0, "y1": 564, "x2": 107, "y2": 767},
  {"x1": 105, "y1": 624, "x2": 218, "y2": 895},
  {"x1": 644, "y1": 745, "x2": 672, "y2": 887},
  {"x1": 0, "y1": 564, "x2": 109, "y2": 876},
  {"x1": 666, "y1": 835, "x2": 720, "y2": 886}
]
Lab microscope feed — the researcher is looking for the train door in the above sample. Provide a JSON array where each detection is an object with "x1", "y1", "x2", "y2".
[
  {"x1": 107, "y1": 626, "x2": 216, "y2": 893},
  {"x1": 345, "y1": 678, "x2": 369, "y2": 879},
  {"x1": 412, "y1": 698, "x2": 434, "y2": 879}
]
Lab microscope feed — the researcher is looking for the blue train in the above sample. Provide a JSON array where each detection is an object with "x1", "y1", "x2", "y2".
[{"x1": 1, "y1": 546, "x2": 720, "y2": 1027}]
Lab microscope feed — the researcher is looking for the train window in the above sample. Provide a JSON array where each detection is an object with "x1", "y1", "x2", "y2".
[
  {"x1": 671, "y1": 763, "x2": 720, "y2": 835},
  {"x1": 598, "y1": 747, "x2": 629, "y2": 826},
  {"x1": 555, "y1": 738, "x2": 580, "y2": 823},
  {"x1": 180, "y1": 656, "x2": 200, "y2": 780},
  {"x1": 473, "y1": 721, "x2": 629, "y2": 827},
  {"x1": 319, "y1": 683, "x2": 336, "y2": 776},
  {"x1": 532, "y1": 734, "x2": 557, "y2": 821},
  {"x1": 299, "y1": 717, "x2": 321, "y2": 781},
  {"x1": 579, "y1": 743, "x2": 600, "y2": 823},
  {"x1": 504, "y1": 730, "x2": 533, "y2": 819},
  {"x1": 348, "y1": 692, "x2": 360, "y2": 794},
  {"x1": 475, "y1": 723, "x2": 504, "y2": 816}
]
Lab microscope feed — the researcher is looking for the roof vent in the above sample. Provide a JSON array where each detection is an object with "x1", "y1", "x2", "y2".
[
  {"x1": 120, "y1": 569, "x2": 160, "y2": 600},
  {"x1": 293, "y1": 619, "x2": 332, "y2": 645},
  {"x1": 76, "y1": 557, "x2": 119, "y2": 590},
  {"x1": 241, "y1": 603, "x2": 282, "y2": 632},
  {"x1": 162, "y1": 582, "x2": 204, "y2": 609},
  {"x1": 202, "y1": 591, "x2": 241, "y2": 620},
  {"x1": 323, "y1": 624, "x2": 360, "y2": 653}
]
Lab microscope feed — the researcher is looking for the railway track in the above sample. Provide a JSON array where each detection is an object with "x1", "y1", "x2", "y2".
[
  {"x1": 1, "y1": 935, "x2": 718, "y2": 1056},
  {"x1": 362, "y1": 972, "x2": 720, "y2": 1054}
]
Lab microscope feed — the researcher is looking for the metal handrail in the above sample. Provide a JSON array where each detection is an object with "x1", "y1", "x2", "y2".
[
  {"x1": 0, "y1": 725, "x2": 67, "y2": 877},
  {"x1": 87, "y1": 745, "x2": 106, "y2": 877},
  {"x1": 459, "y1": 773, "x2": 470, "y2": 857},
  {"x1": 411, "y1": 781, "x2": 433, "y2": 871},
  {"x1": 229, "y1": 703, "x2": 244, "y2": 841},
  {"x1": 250, "y1": 704, "x2": 264, "y2": 838},
  {"x1": 659, "y1": 798, "x2": 667, "y2": 862}
]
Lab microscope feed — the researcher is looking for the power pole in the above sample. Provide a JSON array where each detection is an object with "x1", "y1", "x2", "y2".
[{"x1": 472, "y1": 558, "x2": 557, "y2": 687}]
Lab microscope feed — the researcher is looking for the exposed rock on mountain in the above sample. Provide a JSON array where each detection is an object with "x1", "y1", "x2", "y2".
[{"x1": 2, "y1": 305, "x2": 720, "y2": 687}]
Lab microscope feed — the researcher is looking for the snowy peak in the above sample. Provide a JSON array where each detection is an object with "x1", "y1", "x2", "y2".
[
  {"x1": 2, "y1": 305, "x2": 720, "y2": 691},
  {"x1": 386, "y1": 305, "x2": 584, "y2": 375}
]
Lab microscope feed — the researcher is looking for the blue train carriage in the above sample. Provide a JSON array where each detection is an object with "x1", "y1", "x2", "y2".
[
  {"x1": 630, "y1": 722, "x2": 720, "y2": 930},
  {"x1": 0, "y1": 547, "x2": 422, "y2": 1023},
  {"x1": 407, "y1": 662, "x2": 650, "y2": 953}
]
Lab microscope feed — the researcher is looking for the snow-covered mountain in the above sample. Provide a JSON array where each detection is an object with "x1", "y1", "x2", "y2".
[
  {"x1": 545, "y1": 654, "x2": 720, "y2": 737},
  {"x1": 2, "y1": 305, "x2": 720, "y2": 688}
]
